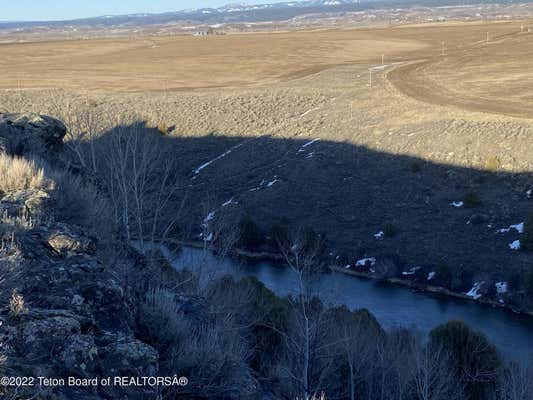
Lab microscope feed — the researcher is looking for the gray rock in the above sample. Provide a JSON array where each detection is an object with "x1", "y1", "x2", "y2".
[
  {"x1": 0, "y1": 189, "x2": 50, "y2": 221},
  {"x1": 21, "y1": 314, "x2": 81, "y2": 356},
  {"x1": 0, "y1": 112, "x2": 66, "y2": 156},
  {"x1": 61, "y1": 334, "x2": 99, "y2": 374},
  {"x1": 101, "y1": 336, "x2": 159, "y2": 376},
  {"x1": 47, "y1": 225, "x2": 96, "y2": 257}
]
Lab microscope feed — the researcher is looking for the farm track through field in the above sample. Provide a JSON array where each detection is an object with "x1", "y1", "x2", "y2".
[{"x1": 387, "y1": 28, "x2": 533, "y2": 119}]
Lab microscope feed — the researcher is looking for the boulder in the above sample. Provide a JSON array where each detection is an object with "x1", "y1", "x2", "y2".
[
  {"x1": 61, "y1": 334, "x2": 99, "y2": 375},
  {"x1": 47, "y1": 224, "x2": 97, "y2": 258},
  {"x1": 0, "y1": 112, "x2": 66, "y2": 156},
  {"x1": 21, "y1": 313, "x2": 81, "y2": 357},
  {"x1": 0, "y1": 189, "x2": 50, "y2": 221},
  {"x1": 100, "y1": 336, "x2": 159, "y2": 377}
]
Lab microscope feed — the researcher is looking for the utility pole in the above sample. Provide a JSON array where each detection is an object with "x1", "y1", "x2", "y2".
[
  {"x1": 441, "y1": 41, "x2": 446, "y2": 56},
  {"x1": 369, "y1": 68, "x2": 373, "y2": 88},
  {"x1": 381, "y1": 54, "x2": 385, "y2": 65},
  {"x1": 486, "y1": 31, "x2": 489, "y2": 43}
]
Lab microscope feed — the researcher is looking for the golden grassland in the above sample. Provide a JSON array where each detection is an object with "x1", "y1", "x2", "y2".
[
  {"x1": 2, "y1": 19, "x2": 533, "y2": 118},
  {"x1": 0, "y1": 28, "x2": 424, "y2": 92}
]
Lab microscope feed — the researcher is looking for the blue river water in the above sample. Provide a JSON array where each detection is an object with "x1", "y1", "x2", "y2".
[{"x1": 144, "y1": 242, "x2": 533, "y2": 363}]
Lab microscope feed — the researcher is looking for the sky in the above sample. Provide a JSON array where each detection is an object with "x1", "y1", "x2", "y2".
[{"x1": 1, "y1": 0, "x2": 291, "y2": 22}]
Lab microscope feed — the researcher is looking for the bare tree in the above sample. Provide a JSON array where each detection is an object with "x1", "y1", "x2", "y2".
[
  {"x1": 411, "y1": 341, "x2": 464, "y2": 400},
  {"x1": 200, "y1": 194, "x2": 240, "y2": 260},
  {"x1": 273, "y1": 230, "x2": 336, "y2": 399},
  {"x1": 95, "y1": 120, "x2": 184, "y2": 252},
  {"x1": 334, "y1": 306, "x2": 381, "y2": 400},
  {"x1": 498, "y1": 361, "x2": 533, "y2": 400}
]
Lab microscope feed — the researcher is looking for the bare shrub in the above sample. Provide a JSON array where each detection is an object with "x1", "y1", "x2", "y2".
[
  {"x1": 9, "y1": 289, "x2": 27, "y2": 316},
  {"x1": 0, "y1": 90, "x2": 34, "y2": 114},
  {"x1": 139, "y1": 287, "x2": 189, "y2": 349},
  {"x1": 46, "y1": 168, "x2": 111, "y2": 237},
  {"x1": 139, "y1": 284, "x2": 256, "y2": 399},
  {"x1": 167, "y1": 322, "x2": 255, "y2": 399},
  {"x1": 522, "y1": 213, "x2": 533, "y2": 251}
]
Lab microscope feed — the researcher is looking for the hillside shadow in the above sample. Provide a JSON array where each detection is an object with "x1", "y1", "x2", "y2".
[{"x1": 84, "y1": 122, "x2": 533, "y2": 292}]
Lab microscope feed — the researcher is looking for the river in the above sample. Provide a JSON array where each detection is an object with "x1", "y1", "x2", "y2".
[{"x1": 144, "y1": 243, "x2": 533, "y2": 362}]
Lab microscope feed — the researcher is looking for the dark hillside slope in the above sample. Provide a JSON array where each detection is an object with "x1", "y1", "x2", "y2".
[{"x1": 97, "y1": 128, "x2": 533, "y2": 306}]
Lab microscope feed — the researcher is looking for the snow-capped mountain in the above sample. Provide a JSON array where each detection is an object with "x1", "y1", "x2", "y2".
[{"x1": 0, "y1": 0, "x2": 513, "y2": 28}]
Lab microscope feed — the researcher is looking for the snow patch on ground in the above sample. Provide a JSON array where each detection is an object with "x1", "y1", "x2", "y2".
[
  {"x1": 356, "y1": 257, "x2": 376, "y2": 267},
  {"x1": 193, "y1": 141, "x2": 245, "y2": 175},
  {"x1": 497, "y1": 222, "x2": 524, "y2": 234},
  {"x1": 249, "y1": 179, "x2": 265, "y2": 192},
  {"x1": 299, "y1": 108, "x2": 320, "y2": 118},
  {"x1": 204, "y1": 211, "x2": 215, "y2": 223},
  {"x1": 466, "y1": 282, "x2": 484, "y2": 299},
  {"x1": 527, "y1": 189, "x2": 532, "y2": 199},
  {"x1": 298, "y1": 138, "x2": 320, "y2": 152},
  {"x1": 451, "y1": 201, "x2": 464, "y2": 208},
  {"x1": 427, "y1": 271, "x2": 436, "y2": 281},
  {"x1": 509, "y1": 240, "x2": 521, "y2": 250},
  {"x1": 402, "y1": 266, "x2": 421, "y2": 276},
  {"x1": 250, "y1": 177, "x2": 280, "y2": 191},
  {"x1": 222, "y1": 198, "x2": 238, "y2": 207},
  {"x1": 374, "y1": 231, "x2": 384, "y2": 239},
  {"x1": 495, "y1": 282, "x2": 508, "y2": 294}
]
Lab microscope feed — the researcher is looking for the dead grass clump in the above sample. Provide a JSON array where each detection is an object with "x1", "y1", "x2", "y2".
[
  {"x1": 485, "y1": 156, "x2": 501, "y2": 172},
  {"x1": 9, "y1": 289, "x2": 27, "y2": 316},
  {"x1": 157, "y1": 122, "x2": 170, "y2": 135},
  {"x1": 0, "y1": 154, "x2": 52, "y2": 193}
]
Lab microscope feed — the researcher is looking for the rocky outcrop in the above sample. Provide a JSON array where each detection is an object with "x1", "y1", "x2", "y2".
[
  {"x1": 0, "y1": 112, "x2": 66, "y2": 157},
  {"x1": 0, "y1": 114, "x2": 159, "y2": 400},
  {"x1": 0, "y1": 190, "x2": 160, "y2": 400}
]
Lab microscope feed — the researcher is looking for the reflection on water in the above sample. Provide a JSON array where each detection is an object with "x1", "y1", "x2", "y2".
[{"x1": 141, "y1": 242, "x2": 533, "y2": 362}]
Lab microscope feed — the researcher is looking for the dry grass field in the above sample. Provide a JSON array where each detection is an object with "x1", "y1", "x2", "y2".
[
  {"x1": 0, "y1": 30, "x2": 425, "y2": 92},
  {"x1": 388, "y1": 21, "x2": 533, "y2": 118},
  {"x1": 2, "y1": 20, "x2": 533, "y2": 119}
]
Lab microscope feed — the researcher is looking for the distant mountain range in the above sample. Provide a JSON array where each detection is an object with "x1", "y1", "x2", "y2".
[{"x1": 0, "y1": 0, "x2": 528, "y2": 29}]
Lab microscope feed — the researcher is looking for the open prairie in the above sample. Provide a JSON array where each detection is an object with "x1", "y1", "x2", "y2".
[
  {"x1": 0, "y1": 29, "x2": 427, "y2": 92},
  {"x1": 2, "y1": 20, "x2": 533, "y2": 117}
]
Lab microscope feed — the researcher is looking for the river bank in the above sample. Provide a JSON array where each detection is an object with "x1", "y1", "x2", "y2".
[
  {"x1": 331, "y1": 266, "x2": 533, "y2": 318},
  {"x1": 177, "y1": 240, "x2": 533, "y2": 318}
]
